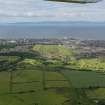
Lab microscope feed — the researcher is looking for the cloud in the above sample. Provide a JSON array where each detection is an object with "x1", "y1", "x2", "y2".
[{"x1": 0, "y1": 0, "x2": 105, "y2": 22}]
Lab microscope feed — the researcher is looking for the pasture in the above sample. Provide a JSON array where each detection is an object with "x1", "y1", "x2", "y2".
[
  {"x1": 0, "y1": 45, "x2": 105, "y2": 105},
  {"x1": 0, "y1": 61, "x2": 105, "y2": 105}
]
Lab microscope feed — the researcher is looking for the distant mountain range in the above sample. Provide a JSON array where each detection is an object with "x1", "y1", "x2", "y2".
[{"x1": 1, "y1": 21, "x2": 105, "y2": 26}]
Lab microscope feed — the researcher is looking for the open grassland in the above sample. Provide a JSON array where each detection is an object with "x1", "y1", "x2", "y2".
[{"x1": 32, "y1": 45, "x2": 74, "y2": 60}]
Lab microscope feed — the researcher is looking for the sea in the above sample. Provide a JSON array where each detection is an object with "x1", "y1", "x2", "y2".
[{"x1": 0, "y1": 22, "x2": 105, "y2": 40}]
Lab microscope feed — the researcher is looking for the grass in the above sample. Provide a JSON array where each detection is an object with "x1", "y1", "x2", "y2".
[
  {"x1": 22, "y1": 59, "x2": 42, "y2": 65},
  {"x1": 0, "y1": 71, "x2": 10, "y2": 93},
  {"x1": 77, "y1": 59, "x2": 105, "y2": 71},
  {"x1": 32, "y1": 45, "x2": 74, "y2": 60},
  {"x1": 86, "y1": 88, "x2": 105, "y2": 100},
  {"x1": 0, "y1": 45, "x2": 105, "y2": 105},
  {"x1": 0, "y1": 56, "x2": 20, "y2": 63},
  {"x1": 32, "y1": 45, "x2": 105, "y2": 72},
  {"x1": 0, "y1": 63, "x2": 105, "y2": 105},
  {"x1": 67, "y1": 58, "x2": 105, "y2": 72},
  {"x1": 0, "y1": 66, "x2": 70, "y2": 105},
  {"x1": 62, "y1": 70, "x2": 105, "y2": 88}
]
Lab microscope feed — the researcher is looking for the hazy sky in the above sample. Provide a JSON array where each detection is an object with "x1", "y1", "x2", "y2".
[{"x1": 0, "y1": 0, "x2": 105, "y2": 22}]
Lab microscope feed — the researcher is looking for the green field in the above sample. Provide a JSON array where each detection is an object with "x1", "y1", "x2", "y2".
[
  {"x1": 1, "y1": 64, "x2": 105, "y2": 105},
  {"x1": 32, "y1": 45, "x2": 74, "y2": 60},
  {"x1": 0, "y1": 45, "x2": 105, "y2": 105},
  {"x1": 62, "y1": 70, "x2": 105, "y2": 88},
  {"x1": 70, "y1": 59, "x2": 105, "y2": 72},
  {"x1": 32, "y1": 45, "x2": 105, "y2": 71}
]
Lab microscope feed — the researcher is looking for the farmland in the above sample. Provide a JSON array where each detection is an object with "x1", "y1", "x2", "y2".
[{"x1": 0, "y1": 45, "x2": 105, "y2": 105}]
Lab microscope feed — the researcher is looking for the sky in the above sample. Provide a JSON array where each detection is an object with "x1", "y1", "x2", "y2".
[{"x1": 0, "y1": 0, "x2": 105, "y2": 22}]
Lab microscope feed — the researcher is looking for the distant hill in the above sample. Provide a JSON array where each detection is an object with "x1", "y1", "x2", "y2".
[{"x1": 1, "y1": 21, "x2": 105, "y2": 26}]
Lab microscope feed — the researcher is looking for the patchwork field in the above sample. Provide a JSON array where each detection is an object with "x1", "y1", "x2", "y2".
[{"x1": 0, "y1": 45, "x2": 105, "y2": 105}]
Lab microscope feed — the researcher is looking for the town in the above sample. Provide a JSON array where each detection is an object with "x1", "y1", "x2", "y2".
[{"x1": 0, "y1": 37, "x2": 105, "y2": 59}]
